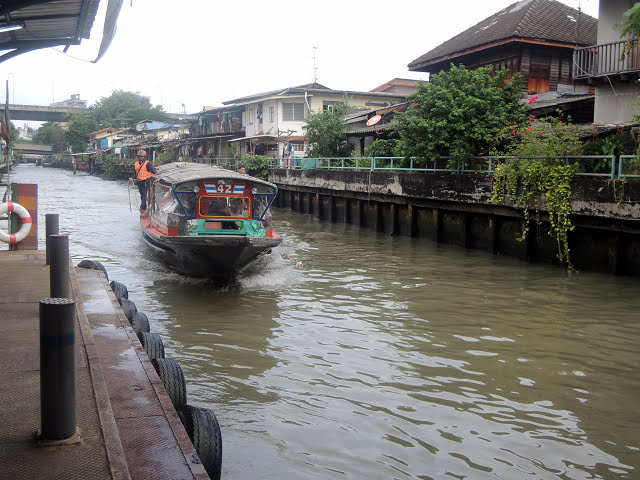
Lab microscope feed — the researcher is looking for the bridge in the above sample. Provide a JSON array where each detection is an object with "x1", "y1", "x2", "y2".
[
  {"x1": 0, "y1": 104, "x2": 83, "y2": 122},
  {"x1": 0, "y1": 104, "x2": 196, "y2": 123},
  {"x1": 13, "y1": 143, "x2": 54, "y2": 155}
]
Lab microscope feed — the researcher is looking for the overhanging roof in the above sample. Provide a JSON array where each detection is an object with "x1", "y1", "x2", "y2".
[
  {"x1": 0, "y1": 0, "x2": 120, "y2": 63},
  {"x1": 408, "y1": 0, "x2": 597, "y2": 72}
]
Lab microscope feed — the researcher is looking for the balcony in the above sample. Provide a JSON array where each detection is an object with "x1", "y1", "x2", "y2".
[{"x1": 574, "y1": 39, "x2": 640, "y2": 81}]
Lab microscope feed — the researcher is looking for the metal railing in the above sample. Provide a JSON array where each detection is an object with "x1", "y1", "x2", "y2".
[
  {"x1": 618, "y1": 155, "x2": 640, "y2": 179},
  {"x1": 174, "y1": 155, "x2": 636, "y2": 179},
  {"x1": 193, "y1": 157, "x2": 241, "y2": 169},
  {"x1": 574, "y1": 39, "x2": 640, "y2": 79},
  {"x1": 268, "y1": 155, "x2": 622, "y2": 178}
]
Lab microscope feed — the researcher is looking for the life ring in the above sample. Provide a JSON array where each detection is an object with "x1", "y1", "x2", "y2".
[{"x1": 0, "y1": 201, "x2": 32, "y2": 244}]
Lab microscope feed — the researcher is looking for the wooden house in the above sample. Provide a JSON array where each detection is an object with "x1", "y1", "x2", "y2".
[{"x1": 408, "y1": 0, "x2": 597, "y2": 97}]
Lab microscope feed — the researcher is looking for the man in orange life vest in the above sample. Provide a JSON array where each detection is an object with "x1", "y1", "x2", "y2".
[{"x1": 133, "y1": 150, "x2": 157, "y2": 211}]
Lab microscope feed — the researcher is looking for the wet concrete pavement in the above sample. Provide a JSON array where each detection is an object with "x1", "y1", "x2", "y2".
[{"x1": 0, "y1": 250, "x2": 208, "y2": 479}]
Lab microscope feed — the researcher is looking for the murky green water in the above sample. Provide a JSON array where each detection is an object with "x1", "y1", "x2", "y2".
[{"x1": 7, "y1": 165, "x2": 640, "y2": 479}]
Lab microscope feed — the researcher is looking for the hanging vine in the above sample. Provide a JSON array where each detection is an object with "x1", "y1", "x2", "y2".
[{"x1": 492, "y1": 110, "x2": 583, "y2": 270}]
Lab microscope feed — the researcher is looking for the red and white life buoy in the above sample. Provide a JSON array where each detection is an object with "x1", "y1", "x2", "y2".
[{"x1": 0, "y1": 201, "x2": 32, "y2": 244}]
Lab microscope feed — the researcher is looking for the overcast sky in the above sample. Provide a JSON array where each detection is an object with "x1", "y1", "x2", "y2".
[{"x1": 0, "y1": 0, "x2": 599, "y2": 118}]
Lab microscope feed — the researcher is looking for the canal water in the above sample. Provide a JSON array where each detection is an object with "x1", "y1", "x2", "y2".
[{"x1": 6, "y1": 165, "x2": 640, "y2": 480}]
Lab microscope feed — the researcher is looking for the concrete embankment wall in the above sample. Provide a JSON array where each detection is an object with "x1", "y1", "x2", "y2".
[{"x1": 269, "y1": 168, "x2": 640, "y2": 276}]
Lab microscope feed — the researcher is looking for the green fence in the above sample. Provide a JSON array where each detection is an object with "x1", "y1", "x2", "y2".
[
  {"x1": 269, "y1": 156, "x2": 624, "y2": 178},
  {"x1": 193, "y1": 155, "x2": 637, "y2": 179},
  {"x1": 618, "y1": 155, "x2": 640, "y2": 179}
]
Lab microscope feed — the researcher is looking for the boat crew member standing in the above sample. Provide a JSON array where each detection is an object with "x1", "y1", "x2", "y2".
[{"x1": 133, "y1": 150, "x2": 157, "y2": 211}]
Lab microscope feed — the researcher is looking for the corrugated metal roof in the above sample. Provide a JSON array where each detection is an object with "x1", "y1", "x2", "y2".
[
  {"x1": 222, "y1": 83, "x2": 407, "y2": 106},
  {"x1": 0, "y1": 0, "x2": 102, "y2": 62},
  {"x1": 155, "y1": 162, "x2": 277, "y2": 189}
]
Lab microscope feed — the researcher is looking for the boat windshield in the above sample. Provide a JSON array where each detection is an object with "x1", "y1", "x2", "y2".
[{"x1": 199, "y1": 196, "x2": 250, "y2": 218}]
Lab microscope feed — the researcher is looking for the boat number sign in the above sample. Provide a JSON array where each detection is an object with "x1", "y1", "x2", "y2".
[{"x1": 204, "y1": 183, "x2": 245, "y2": 195}]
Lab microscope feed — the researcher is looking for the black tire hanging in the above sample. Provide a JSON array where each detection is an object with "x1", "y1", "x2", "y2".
[
  {"x1": 77, "y1": 259, "x2": 109, "y2": 281},
  {"x1": 109, "y1": 280, "x2": 128, "y2": 301},
  {"x1": 151, "y1": 358, "x2": 187, "y2": 410},
  {"x1": 131, "y1": 310, "x2": 150, "y2": 337},
  {"x1": 140, "y1": 332, "x2": 165, "y2": 360},
  {"x1": 179, "y1": 405, "x2": 223, "y2": 480},
  {"x1": 118, "y1": 298, "x2": 137, "y2": 321}
]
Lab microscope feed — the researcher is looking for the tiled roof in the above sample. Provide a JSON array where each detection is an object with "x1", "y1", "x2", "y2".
[{"x1": 408, "y1": 0, "x2": 597, "y2": 71}]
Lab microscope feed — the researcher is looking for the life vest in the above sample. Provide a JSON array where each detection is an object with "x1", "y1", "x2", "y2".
[{"x1": 135, "y1": 160, "x2": 153, "y2": 180}]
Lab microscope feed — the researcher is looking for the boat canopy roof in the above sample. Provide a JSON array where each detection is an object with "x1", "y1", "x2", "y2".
[{"x1": 154, "y1": 162, "x2": 277, "y2": 190}]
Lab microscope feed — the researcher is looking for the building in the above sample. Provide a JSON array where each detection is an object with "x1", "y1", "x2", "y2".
[
  {"x1": 51, "y1": 94, "x2": 87, "y2": 108},
  {"x1": 88, "y1": 127, "x2": 121, "y2": 151},
  {"x1": 408, "y1": 0, "x2": 597, "y2": 111},
  {"x1": 370, "y1": 78, "x2": 422, "y2": 96},
  {"x1": 18, "y1": 123, "x2": 33, "y2": 141},
  {"x1": 573, "y1": 1, "x2": 640, "y2": 125},
  {"x1": 186, "y1": 106, "x2": 244, "y2": 159},
  {"x1": 221, "y1": 83, "x2": 407, "y2": 158}
]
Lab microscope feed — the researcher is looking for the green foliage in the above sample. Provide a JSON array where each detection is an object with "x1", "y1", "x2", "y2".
[
  {"x1": 9, "y1": 121, "x2": 19, "y2": 142},
  {"x1": 394, "y1": 65, "x2": 527, "y2": 159},
  {"x1": 101, "y1": 154, "x2": 121, "y2": 179},
  {"x1": 616, "y1": 3, "x2": 640, "y2": 57},
  {"x1": 155, "y1": 148, "x2": 176, "y2": 166},
  {"x1": 583, "y1": 132, "x2": 637, "y2": 172},
  {"x1": 12, "y1": 150, "x2": 23, "y2": 164},
  {"x1": 492, "y1": 113, "x2": 583, "y2": 269},
  {"x1": 93, "y1": 90, "x2": 169, "y2": 128},
  {"x1": 65, "y1": 111, "x2": 99, "y2": 153},
  {"x1": 64, "y1": 90, "x2": 169, "y2": 153},
  {"x1": 305, "y1": 100, "x2": 352, "y2": 157},
  {"x1": 617, "y1": 2, "x2": 640, "y2": 37},
  {"x1": 365, "y1": 138, "x2": 396, "y2": 157},
  {"x1": 241, "y1": 155, "x2": 271, "y2": 180},
  {"x1": 32, "y1": 122, "x2": 68, "y2": 153}
]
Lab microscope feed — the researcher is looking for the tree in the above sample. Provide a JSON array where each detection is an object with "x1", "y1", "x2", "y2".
[
  {"x1": 616, "y1": 2, "x2": 640, "y2": 57},
  {"x1": 305, "y1": 101, "x2": 352, "y2": 157},
  {"x1": 65, "y1": 111, "x2": 98, "y2": 153},
  {"x1": 32, "y1": 122, "x2": 68, "y2": 152},
  {"x1": 93, "y1": 89, "x2": 169, "y2": 128},
  {"x1": 63, "y1": 90, "x2": 170, "y2": 152},
  {"x1": 9, "y1": 122, "x2": 19, "y2": 143},
  {"x1": 393, "y1": 65, "x2": 527, "y2": 159}
]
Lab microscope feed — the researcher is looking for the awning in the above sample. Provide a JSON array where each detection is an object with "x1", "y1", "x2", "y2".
[{"x1": 94, "y1": 0, "x2": 124, "y2": 63}]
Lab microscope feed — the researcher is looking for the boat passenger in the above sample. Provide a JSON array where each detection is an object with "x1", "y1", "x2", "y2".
[{"x1": 132, "y1": 150, "x2": 157, "y2": 211}]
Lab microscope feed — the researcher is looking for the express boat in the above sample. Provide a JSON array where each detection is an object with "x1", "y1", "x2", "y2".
[{"x1": 140, "y1": 162, "x2": 282, "y2": 278}]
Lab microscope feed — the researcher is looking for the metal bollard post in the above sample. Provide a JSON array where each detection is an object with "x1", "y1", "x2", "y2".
[
  {"x1": 45, "y1": 214, "x2": 59, "y2": 266},
  {"x1": 40, "y1": 298, "x2": 76, "y2": 440},
  {"x1": 49, "y1": 235, "x2": 71, "y2": 299}
]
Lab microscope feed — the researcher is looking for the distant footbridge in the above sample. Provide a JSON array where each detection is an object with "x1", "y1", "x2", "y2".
[{"x1": 0, "y1": 104, "x2": 195, "y2": 123}]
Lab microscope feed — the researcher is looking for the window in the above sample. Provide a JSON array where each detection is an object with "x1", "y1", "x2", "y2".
[
  {"x1": 269, "y1": 107, "x2": 274, "y2": 123},
  {"x1": 283, "y1": 103, "x2": 305, "y2": 121},
  {"x1": 323, "y1": 101, "x2": 344, "y2": 111},
  {"x1": 248, "y1": 108, "x2": 254, "y2": 125}
]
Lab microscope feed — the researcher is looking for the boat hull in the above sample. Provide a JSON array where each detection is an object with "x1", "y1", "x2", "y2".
[{"x1": 141, "y1": 227, "x2": 282, "y2": 279}]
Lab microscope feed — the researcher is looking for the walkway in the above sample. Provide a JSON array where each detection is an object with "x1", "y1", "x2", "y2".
[{"x1": 0, "y1": 250, "x2": 208, "y2": 479}]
